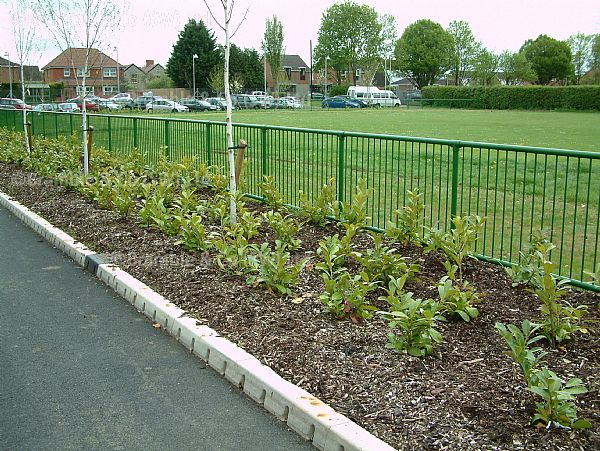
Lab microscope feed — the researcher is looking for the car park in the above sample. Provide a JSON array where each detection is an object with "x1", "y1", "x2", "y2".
[
  {"x1": 322, "y1": 96, "x2": 361, "y2": 109},
  {"x1": 33, "y1": 103, "x2": 58, "y2": 112},
  {"x1": 146, "y1": 99, "x2": 189, "y2": 112},
  {"x1": 0, "y1": 97, "x2": 32, "y2": 110},
  {"x1": 57, "y1": 102, "x2": 80, "y2": 112},
  {"x1": 179, "y1": 98, "x2": 215, "y2": 111}
]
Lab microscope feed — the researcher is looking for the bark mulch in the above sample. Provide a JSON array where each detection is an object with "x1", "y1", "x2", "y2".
[{"x1": 1, "y1": 163, "x2": 598, "y2": 451}]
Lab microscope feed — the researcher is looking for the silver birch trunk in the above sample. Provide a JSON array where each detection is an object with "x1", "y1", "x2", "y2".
[
  {"x1": 82, "y1": 61, "x2": 89, "y2": 176},
  {"x1": 19, "y1": 64, "x2": 30, "y2": 152},
  {"x1": 223, "y1": 0, "x2": 237, "y2": 224}
]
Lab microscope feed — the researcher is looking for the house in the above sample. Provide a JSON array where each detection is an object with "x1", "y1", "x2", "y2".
[
  {"x1": 1, "y1": 55, "x2": 50, "y2": 101},
  {"x1": 42, "y1": 48, "x2": 123, "y2": 98},
  {"x1": 0, "y1": 55, "x2": 20, "y2": 87},
  {"x1": 263, "y1": 55, "x2": 311, "y2": 98},
  {"x1": 123, "y1": 59, "x2": 166, "y2": 94}
]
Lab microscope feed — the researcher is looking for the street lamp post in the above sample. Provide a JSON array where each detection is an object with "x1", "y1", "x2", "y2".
[
  {"x1": 4, "y1": 52, "x2": 13, "y2": 98},
  {"x1": 114, "y1": 46, "x2": 120, "y2": 94},
  {"x1": 324, "y1": 56, "x2": 330, "y2": 98},
  {"x1": 192, "y1": 54, "x2": 198, "y2": 99}
]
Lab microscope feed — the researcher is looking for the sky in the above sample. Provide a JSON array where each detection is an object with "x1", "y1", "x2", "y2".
[{"x1": 1, "y1": 0, "x2": 599, "y2": 68}]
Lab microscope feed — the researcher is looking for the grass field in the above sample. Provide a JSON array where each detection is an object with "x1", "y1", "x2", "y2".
[
  {"x1": 130, "y1": 107, "x2": 600, "y2": 151},
  {"x1": 4, "y1": 107, "x2": 599, "y2": 284}
]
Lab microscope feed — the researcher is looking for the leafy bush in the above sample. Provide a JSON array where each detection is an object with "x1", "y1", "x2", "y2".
[
  {"x1": 175, "y1": 213, "x2": 210, "y2": 251},
  {"x1": 258, "y1": 175, "x2": 286, "y2": 211},
  {"x1": 506, "y1": 230, "x2": 553, "y2": 288},
  {"x1": 354, "y1": 234, "x2": 420, "y2": 283},
  {"x1": 386, "y1": 189, "x2": 425, "y2": 245},
  {"x1": 320, "y1": 271, "x2": 378, "y2": 323},
  {"x1": 338, "y1": 178, "x2": 369, "y2": 226},
  {"x1": 263, "y1": 211, "x2": 302, "y2": 252},
  {"x1": 298, "y1": 178, "x2": 337, "y2": 226},
  {"x1": 247, "y1": 241, "x2": 308, "y2": 295},
  {"x1": 329, "y1": 84, "x2": 351, "y2": 97},
  {"x1": 210, "y1": 225, "x2": 254, "y2": 274},
  {"x1": 437, "y1": 276, "x2": 479, "y2": 322}
]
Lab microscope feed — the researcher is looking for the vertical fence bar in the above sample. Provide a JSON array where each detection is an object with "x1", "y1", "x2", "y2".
[
  {"x1": 69, "y1": 113, "x2": 73, "y2": 135},
  {"x1": 337, "y1": 132, "x2": 346, "y2": 205},
  {"x1": 133, "y1": 117, "x2": 139, "y2": 149},
  {"x1": 164, "y1": 119, "x2": 170, "y2": 160},
  {"x1": 107, "y1": 115, "x2": 112, "y2": 152},
  {"x1": 261, "y1": 126, "x2": 267, "y2": 177},
  {"x1": 450, "y1": 142, "x2": 460, "y2": 225},
  {"x1": 206, "y1": 122, "x2": 212, "y2": 166}
]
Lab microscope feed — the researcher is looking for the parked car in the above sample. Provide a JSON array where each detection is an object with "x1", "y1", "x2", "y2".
[
  {"x1": 281, "y1": 96, "x2": 304, "y2": 109},
  {"x1": 33, "y1": 103, "x2": 58, "y2": 112},
  {"x1": 132, "y1": 95, "x2": 160, "y2": 109},
  {"x1": 97, "y1": 99, "x2": 122, "y2": 111},
  {"x1": 110, "y1": 93, "x2": 132, "y2": 101},
  {"x1": 335, "y1": 95, "x2": 368, "y2": 108},
  {"x1": 67, "y1": 97, "x2": 99, "y2": 112},
  {"x1": 206, "y1": 97, "x2": 231, "y2": 110},
  {"x1": 270, "y1": 98, "x2": 293, "y2": 109},
  {"x1": 322, "y1": 96, "x2": 361, "y2": 109},
  {"x1": 0, "y1": 97, "x2": 32, "y2": 110},
  {"x1": 232, "y1": 94, "x2": 262, "y2": 109},
  {"x1": 57, "y1": 102, "x2": 80, "y2": 112},
  {"x1": 146, "y1": 99, "x2": 189, "y2": 113},
  {"x1": 179, "y1": 98, "x2": 215, "y2": 111},
  {"x1": 310, "y1": 92, "x2": 324, "y2": 100}
]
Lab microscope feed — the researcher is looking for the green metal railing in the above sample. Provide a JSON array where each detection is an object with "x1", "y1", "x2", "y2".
[{"x1": 1, "y1": 109, "x2": 598, "y2": 291}]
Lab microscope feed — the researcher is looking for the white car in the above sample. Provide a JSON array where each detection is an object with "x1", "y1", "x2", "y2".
[
  {"x1": 146, "y1": 99, "x2": 189, "y2": 113},
  {"x1": 111, "y1": 93, "x2": 132, "y2": 101},
  {"x1": 98, "y1": 99, "x2": 122, "y2": 111},
  {"x1": 282, "y1": 96, "x2": 303, "y2": 109},
  {"x1": 57, "y1": 102, "x2": 80, "y2": 112}
]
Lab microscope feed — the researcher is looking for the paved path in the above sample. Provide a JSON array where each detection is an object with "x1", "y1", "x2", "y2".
[{"x1": 0, "y1": 205, "x2": 313, "y2": 451}]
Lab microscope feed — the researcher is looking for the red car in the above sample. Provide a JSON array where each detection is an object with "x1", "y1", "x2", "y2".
[
  {"x1": 0, "y1": 97, "x2": 32, "y2": 110},
  {"x1": 67, "y1": 98, "x2": 100, "y2": 112}
]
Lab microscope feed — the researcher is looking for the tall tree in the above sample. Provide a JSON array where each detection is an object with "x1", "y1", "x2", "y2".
[
  {"x1": 261, "y1": 16, "x2": 284, "y2": 93},
  {"x1": 499, "y1": 50, "x2": 536, "y2": 85},
  {"x1": 471, "y1": 48, "x2": 500, "y2": 86},
  {"x1": 36, "y1": 0, "x2": 119, "y2": 175},
  {"x1": 166, "y1": 19, "x2": 220, "y2": 91},
  {"x1": 313, "y1": 1, "x2": 383, "y2": 85},
  {"x1": 227, "y1": 44, "x2": 263, "y2": 91},
  {"x1": 567, "y1": 33, "x2": 594, "y2": 84},
  {"x1": 520, "y1": 35, "x2": 573, "y2": 85},
  {"x1": 592, "y1": 34, "x2": 600, "y2": 69},
  {"x1": 447, "y1": 20, "x2": 480, "y2": 86},
  {"x1": 395, "y1": 19, "x2": 454, "y2": 89}
]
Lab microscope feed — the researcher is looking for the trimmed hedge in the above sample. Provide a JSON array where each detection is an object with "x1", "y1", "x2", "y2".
[
  {"x1": 329, "y1": 84, "x2": 351, "y2": 97},
  {"x1": 421, "y1": 85, "x2": 600, "y2": 111}
]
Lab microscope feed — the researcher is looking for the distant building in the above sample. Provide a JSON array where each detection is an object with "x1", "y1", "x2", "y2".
[
  {"x1": 263, "y1": 54, "x2": 311, "y2": 98},
  {"x1": 123, "y1": 59, "x2": 166, "y2": 93},
  {"x1": 1, "y1": 55, "x2": 49, "y2": 101},
  {"x1": 42, "y1": 48, "x2": 123, "y2": 98}
]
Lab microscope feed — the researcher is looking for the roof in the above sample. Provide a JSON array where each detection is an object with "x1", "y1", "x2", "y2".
[
  {"x1": 0, "y1": 55, "x2": 20, "y2": 68},
  {"x1": 42, "y1": 48, "x2": 120, "y2": 70},
  {"x1": 281, "y1": 55, "x2": 309, "y2": 70},
  {"x1": 141, "y1": 62, "x2": 164, "y2": 74}
]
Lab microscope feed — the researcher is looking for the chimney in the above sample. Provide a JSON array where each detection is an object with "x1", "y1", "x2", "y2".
[{"x1": 145, "y1": 59, "x2": 154, "y2": 67}]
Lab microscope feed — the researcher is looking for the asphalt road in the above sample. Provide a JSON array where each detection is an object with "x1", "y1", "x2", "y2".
[{"x1": 0, "y1": 204, "x2": 313, "y2": 451}]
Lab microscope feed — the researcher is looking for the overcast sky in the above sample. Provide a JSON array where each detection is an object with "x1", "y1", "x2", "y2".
[{"x1": 1, "y1": 0, "x2": 599, "y2": 68}]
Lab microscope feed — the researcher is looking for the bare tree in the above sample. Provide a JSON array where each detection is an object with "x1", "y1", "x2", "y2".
[
  {"x1": 203, "y1": 0, "x2": 249, "y2": 224},
  {"x1": 35, "y1": 0, "x2": 119, "y2": 175},
  {"x1": 7, "y1": 0, "x2": 39, "y2": 152}
]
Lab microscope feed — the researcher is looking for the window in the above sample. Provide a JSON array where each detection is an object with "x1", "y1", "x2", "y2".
[
  {"x1": 299, "y1": 67, "x2": 306, "y2": 81},
  {"x1": 342, "y1": 70, "x2": 348, "y2": 80},
  {"x1": 63, "y1": 68, "x2": 70, "y2": 77},
  {"x1": 76, "y1": 86, "x2": 94, "y2": 96},
  {"x1": 130, "y1": 73, "x2": 138, "y2": 84},
  {"x1": 284, "y1": 67, "x2": 292, "y2": 80},
  {"x1": 103, "y1": 86, "x2": 118, "y2": 95},
  {"x1": 76, "y1": 67, "x2": 90, "y2": 77},
  {"x1": 103, "y1": 68, "x2": 117, "y2": 78}
]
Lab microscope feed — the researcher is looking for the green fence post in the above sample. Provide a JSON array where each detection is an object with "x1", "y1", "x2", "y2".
[
  {"x1": 206, "y1": 122, "x2": 212, "y2": 166},
  {"x1": 42, "y1": 112, "x2": 46, "y2": 137},
  {"x1": 261, "y1": 126, "x2": 267, "y2": 176},
  {"x1": 164, "y1": 119, "x2": 170, "y2": 160},
  {"x1": 337, "y1": 132, "x2": 346, "y2": 205},
  {"x1": 55, "y1": 112, "x2": 59, "y2": 137},
  {"x1": 30, "y1": 111, "x2": 35, "y2": 135},
  {"x1": 133, "y1": 117, "x2": 139, "y2": 149},
  {"x1": 69, "y1": 113, "x2": 73, "y2": 135},
  {"x1": 107, "y1": 115, "x2": 112, "y2": 152},
  {"x1": 450, "y1": 142, "x2": 460, "y2": 227}
]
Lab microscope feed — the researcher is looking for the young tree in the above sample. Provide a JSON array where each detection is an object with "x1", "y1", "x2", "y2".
[
  {"x1": 447, "y1": 20, "x2": 480, "y2": 86},
  {"x1": 395, "y1": 19, "x2": 454, "y2": 89},
  {"x1": 521, "y1": 35, "x2": 573, "y2": 85},
  {"x1": 567, "y1": 33, "x2": 594, "y2": 84},
  {"x1": 313, "y1": 1, "x2": 383, "y2": 85},
  {"x1": 203, "y1": 0, "x2": 249, "y2": 224},
  {"x1": 8, "y1": 0, "x2": 38, "y2": 152},
  {"x1": 499, "y1": 50, "x2": 536, "y2": 85},
  {"x1": 261, "y1": 16, "x2": 284, "y2": 94},
  {"x1": 36, "y1": 0, "x2": 119, "y2": 175},
  {"x1": 166, "y1": 19, "x2": 221, "y2": 91},
  {"x1": 592, "y1": 34, "x2": 600, "y2": 69},
  {"x1": 471, "y1": 48, "x2": 500, "y2": 86}
]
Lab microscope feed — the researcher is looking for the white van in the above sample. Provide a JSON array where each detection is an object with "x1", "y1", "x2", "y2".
[{"x1": 347, "y1": 86, "x2": 401, "y2": 107}]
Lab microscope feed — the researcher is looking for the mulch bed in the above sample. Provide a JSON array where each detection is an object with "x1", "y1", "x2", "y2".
[{"x1": 1, "y1": 162, "x2": 598, "y2": 450}]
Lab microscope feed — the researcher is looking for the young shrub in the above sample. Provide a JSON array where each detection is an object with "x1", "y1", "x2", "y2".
[
  {"x1": 175, "y1": 213, "x2": 210, "y2": 251},
  {"x1": 354, "y1": 234, "x2": 420, "y2": 284},
  {"x1": 378, "y1": 293, "x2": 444, "y2": 357},
  {"x1": 210, "y1": 225, "x2": 253, "y2": 274},
  {"x1": 298, "y1": 178, "x2": 337, "y2": 226},
  {"x1": 258, "y1": 175, "x2": 286, "y2": 211},
  {"x1": 386, "y1": 189, "x2": 425, "y2": 245},
  {"x1": 495, "y1": 320, "x2": 546, "y2": 383},
  {"x1": 338, "y1": 178, "x2": 370, "y2": 226},
  {"x1": 437, "y1": 276, "x2": 479, "y2": 322},
  {"x1": 506, "y1": 230, "x2": 553, "y2": 288},
  {"x1": 315, "y1": 224, "x2": 358, "y2": 279},
  {"x1": 246, "y1": 241, "x2": 308, "y2": 295},
  {"x1": 263, "y1": 211, "x2": 302, "y2": 252},
  {"x1": 320, "y1": 271, "x2": 378, "y2": 323}
]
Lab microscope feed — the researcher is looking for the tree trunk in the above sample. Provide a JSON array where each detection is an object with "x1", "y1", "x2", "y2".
[
  {"x1": 223, "y1": 0, "x2": 237, "y2": 224},
  {"x1": 20, "y1": 64, "x2": 30, "y2": 152}
]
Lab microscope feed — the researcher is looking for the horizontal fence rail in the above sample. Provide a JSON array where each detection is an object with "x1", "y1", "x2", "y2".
[{"x1": 1, "y1": 109, "x2": 598, "y2": 291}]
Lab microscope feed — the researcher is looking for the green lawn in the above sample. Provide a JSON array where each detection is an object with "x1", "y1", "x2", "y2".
[{"x1": 133, "y1": 107, "x2": 600, "y2": 151}]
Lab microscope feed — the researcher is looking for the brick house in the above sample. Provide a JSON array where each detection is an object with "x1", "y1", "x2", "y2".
[
  {"x1": 123, "y1": 59, "x2": 165, "y2": 94},
  {"x1": 42, "y1": 48, "x2": 123, "y2": 98},
  {"x1": 263, "y1": 55, "x2": 311, "y2": 98}
]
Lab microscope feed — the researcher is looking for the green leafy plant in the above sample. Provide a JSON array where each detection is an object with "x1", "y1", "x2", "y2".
[
  {"x1": 246, "y1": 241, "x2": 308, "y2": 295},
  {"x1": 378, "y1": 293, "x2": 444, "y2": 356},
  {"x1": 315, "y1": 226, "x2": 358, "y2": 278},
  {"x1": 495, "y1": 320, "x2": 547, "y2": 383},
  {"x1": 338, "y1": 178, "x2": 370, "y2": 226},
  {"x1": 263, "y1": 211, "x2": 302, "y2": 252},
  {"x1": 258, "y1": 175, "x2": 286, "y2": 211},
  {"x1": 354, "y1": 234, "x2": 420, "y2": 284},
  {"x1": 211, "y1": 225, "x2": 253, "y2": 274},
  {"x1": 425, "y1": 215, "x2": 486, "y2": 281},
  {"x1": 320, "y1": 271, "x2": 378, "y2": 323},
  {"x1": 175, "y1": 213, "x2": 210, "y2": 251},
  {"x1": 506, "y1": 231, "x2": 553, "y2": 288},
  {"x1": 386, "y1": 189, "x2": 425, "y2": 245},
  {"x1": 437, "y1": 276, "x2": 479, "y2": 322},
  {"x1": 298, "y1": 178, "x2": 337, "y2": 226}
]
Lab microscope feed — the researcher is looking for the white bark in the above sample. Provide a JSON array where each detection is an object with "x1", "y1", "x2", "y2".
[{"x1": 223, "y1": 0, "x2": 237, "y2": 224}]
